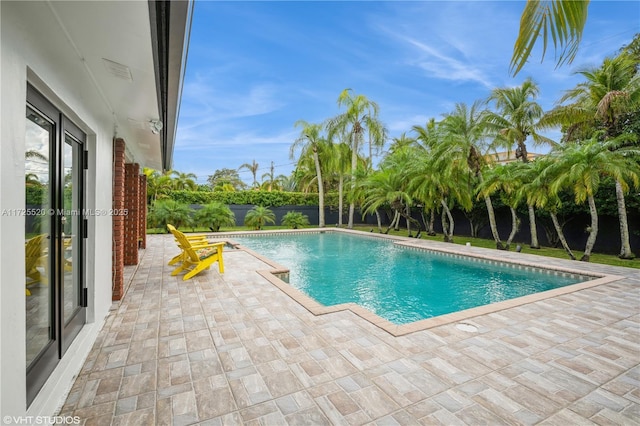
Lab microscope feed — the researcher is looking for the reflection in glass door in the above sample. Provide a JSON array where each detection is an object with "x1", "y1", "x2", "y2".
[
  {"x1": 61, "y1": 125, "x2": 86, "y2": 353},
  {"x1": 25, "y1": 85, "x2": 86, "y2": 406},
  {"x1": 25, "y1": 107, "x2": 54, "y2": 370}
]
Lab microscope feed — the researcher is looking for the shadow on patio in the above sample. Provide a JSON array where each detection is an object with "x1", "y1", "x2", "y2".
[{"x1": 60, "y1": 233, "x2": 640, "y2": 425}]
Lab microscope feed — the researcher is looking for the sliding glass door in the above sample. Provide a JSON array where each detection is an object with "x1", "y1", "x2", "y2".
[{"x1": 25, "y1": 85, "x2": 87, "y2": 406}]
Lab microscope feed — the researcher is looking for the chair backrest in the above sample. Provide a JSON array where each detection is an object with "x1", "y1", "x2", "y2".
[
  {"x1": 168, "y1": 226, "x2": 201, "y2": 262},
  {"x1": 25, "y1": 234, "x2": 47, "y2": 270}
]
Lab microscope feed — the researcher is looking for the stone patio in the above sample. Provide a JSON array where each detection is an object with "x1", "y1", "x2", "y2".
[{"x1": 58, "y1": 232, "x2": 640, "y2": 425}]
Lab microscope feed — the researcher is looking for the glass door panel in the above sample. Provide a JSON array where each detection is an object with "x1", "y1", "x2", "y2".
[
  {"x1": 62, "y1": 135, "x2": 79, "y2": 325},
  {"x1": 26, "y1": 85, "x2": 86, "y2": 405},
  {"x1": 25, "y1": 107, "x2": 54, "y2": 369}
]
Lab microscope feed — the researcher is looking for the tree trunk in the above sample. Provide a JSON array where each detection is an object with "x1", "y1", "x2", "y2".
[
  {"x1": 615, "y1": 179, "x2": 635, "y2": 259},
  {"x1": 440, "y1": 206, "x2": 449, "y2": 241},
  {"x1": 313, "y1": 150, "x2": 325, "y2": 228},
  {"x1": 505, "y1": 207, "x2": 520, "y2": 250},
  {"x1": 385, "y1": 211, "x2": 399, "y2": 234},
  {"x1": 528, "y1": 204, "x2": 540, "y2": 249},
  {"x1": 375, "y1": 210, "x2": 382, "y2": 232},
  {"x1": 551, "y1": 212, "x2": 576, "y2": 260},
  {"x1": 440, "y1": 199, "x2": 454, "y2": 242},
  {"x1": 428, "y1": 208, "x2": 436, "y2": 236},
  {"x1": 405, "y1": 204, "x2": 411, "y2": 235},
  {"x1": 483, "y1": 194, "x2": 504, "y2": 249},
  {"x1": 348, "y1": 133, "x2": 359, "y2": 229},
  {"x1": 338, "y1": 176, "x2": 344, "y2": 226},
  {"x1": 348, "y1": 203, "x2": 355, "y2": 229},
  {"x1": 580, "y1": 195, "x2": 599, "y2": 262}
]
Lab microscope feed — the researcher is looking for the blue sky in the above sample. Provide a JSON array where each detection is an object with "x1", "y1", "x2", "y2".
[{"x1": 173, "y1": 1, "x2": 639, "y2": 186}]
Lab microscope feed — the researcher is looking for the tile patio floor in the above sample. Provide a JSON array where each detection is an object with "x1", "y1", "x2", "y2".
[{"x1": 59, "y1": 233, "x2": 640, "y2": 425}]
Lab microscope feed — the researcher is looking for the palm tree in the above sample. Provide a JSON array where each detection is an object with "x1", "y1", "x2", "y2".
[
  {"x1": 144, "y1": 167, "x2": 173, "y2": 204},
  {"x1": 327, "y1": 89, "x2": 387, "y2": 228},
  {"x1": 523, "y1": 158, "x2": 576, "y2": 260},
  {"x1": 544, "y1": 135, "x2": 640, "y2": 261},
  {"x1": 281, "y1": 211, "x2": 310, "y2": 229},
  {"x1": 325, "y1": 141, "x2": 352, "y2": 226},
  {"x1": 25, "y1": 173, "x2": 42, "y2": 187},
  {"x1": 244, "y1": 206, "x2": 276, "y2": 230},
  {"x1": 239, "y1": 160, "x2": 260, "y2": 188},
  {"x1": 485, "y1": 78, "x2": 556, "y2": 249},
  {"x1": 194, "y1": 202, "x2": 235, "y2": 232},
  {"x1": 437, "y1": 101, "x2": 506, "y2": 249},
  {"x1": 148, "y1": 199, "x2": 193, "y2": 231},
  {"x1": 545, "y1": 53, "x2": 640, "y2": 258},
  {"x1": 362, "y1": 146, "x2": 423, "y2": 235},
  {"x1": 277, "y1": 174, "x2": 298, "y2": 192},
  {"x1": 412, "y1": 119, "x2": 442, "y2": 235},
  {"x1": 26, "y1": 149, "x2": 48, "y2": 161},
  {"x1": 291, "y1": 120, "x2": 328, "y2": 227},
  {"x1": 408, "y1": 150, "x2": 473, "y2": 243},
  {"x1": 260, "y1": 161, "x2": 278, "y2": 192},
  {"x1": 208, "y1": 168, "x2": 247, "y2": 191},
  {"x1": 171, "y1": 170, "x2": 197, "y2": 191},
  {"x1": 511, "y1": 0, "x2": 590, "y2": 75},
  {"x1": 476, "y1": 162, "x2": 526, "y2": 250}
]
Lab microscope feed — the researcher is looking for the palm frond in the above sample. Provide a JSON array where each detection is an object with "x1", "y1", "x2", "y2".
[{"x1": 510, "y1": 0, "x2": 589, "y2": 76}]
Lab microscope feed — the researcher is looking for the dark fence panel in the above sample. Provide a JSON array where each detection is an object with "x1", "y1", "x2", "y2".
[{"x1": 189, "y1": 203, "x2": 638, "y2": 256}]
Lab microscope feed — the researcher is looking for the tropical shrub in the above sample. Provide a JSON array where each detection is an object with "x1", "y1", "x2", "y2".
[
  {"x1": 194, "y1": 202, "x2": 235, "y2": 232},
  {"x1": 244, "y1": 206, "x2": 276, "y2": 230},
  {"x1": 281, "y1": 211, "x2": 310, "y2": 229},
  {"x1": 147, "y1": 199, "x2": 193, "y2": 231}
]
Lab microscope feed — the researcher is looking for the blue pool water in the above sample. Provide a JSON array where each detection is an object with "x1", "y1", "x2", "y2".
[{"x1": 234, "y1": 232, "x2": 587, "y2": 325}]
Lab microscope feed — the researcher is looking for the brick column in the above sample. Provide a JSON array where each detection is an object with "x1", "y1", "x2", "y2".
[
  {"x1": 112, "y1": 138, "x2": 126, "y2": 301},
  {"x1": 124, "y1": 163, "x2": 140, "y2": 266},
  {"x1": 139, "y1": 174, "x2": 147, "y2": 249}
]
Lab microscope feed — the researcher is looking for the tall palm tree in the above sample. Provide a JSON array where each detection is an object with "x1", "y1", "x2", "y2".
[
  {"x1": 523, "y1": 158, "x2": 576, "y2": 260},
  {"x1": 260, "y1": 161, "x2": 277, "y2": 192},
  {"x1": 326, "y1": 141, "x2": 352, "y2": 226},
  {"x1": 511, "y1": 0, "x2": 590, "y2": 75},
  {"x1": 485, "y1": 78, "x2": 556, "y2": 249},
  {"x1": 291, "y1": 120, "x2": 328, "y2": 227},
  {"x1": 327, "y1": 89, "x2": 387, "y2": 228},
  {"x1": 545, "y1": 53, "x2": 640, "y2": 258},
  {"x1": 437, "y1": 101, "x2": 506, "y2": 249},
  {"x1": 412, "y1": 119, "x2": 442, "y2": 235},
  {"x1": 171, "y1": 170, "x2": 197, "y2": 191},
  {"x1": 239, "y1": 160, "x2": 260, "y2": 188},
  {"x1": 544, "y1": 135, "x2": 640, "y2": 261}
]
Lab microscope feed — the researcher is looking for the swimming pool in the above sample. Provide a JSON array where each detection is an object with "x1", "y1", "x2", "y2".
[{"x1": 232, "y1": 231, "x2": 596, "y2": 326}]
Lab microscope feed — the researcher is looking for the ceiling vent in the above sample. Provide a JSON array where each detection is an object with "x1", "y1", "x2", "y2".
[{"x1": 102, "y1": 58, "x2": 133, "y2": 82}]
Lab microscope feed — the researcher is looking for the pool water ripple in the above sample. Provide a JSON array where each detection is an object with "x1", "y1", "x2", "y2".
[{"x1": 234, "y1": 232, "x2": 591, "y2": 325}]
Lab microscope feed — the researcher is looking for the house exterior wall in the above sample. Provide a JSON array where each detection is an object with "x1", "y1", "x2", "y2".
[{"x1": 1, "y1": 2, "x2": 115, "y2": 416}]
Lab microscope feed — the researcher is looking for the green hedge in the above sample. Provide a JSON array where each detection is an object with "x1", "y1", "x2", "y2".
[{"x1": 163, "y1": 190, "x2": 339, "y2": 207}]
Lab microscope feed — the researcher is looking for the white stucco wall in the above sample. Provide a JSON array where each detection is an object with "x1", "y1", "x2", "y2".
[{"x1": 1, "y1": 2, "x2": 114, "y2": 416}]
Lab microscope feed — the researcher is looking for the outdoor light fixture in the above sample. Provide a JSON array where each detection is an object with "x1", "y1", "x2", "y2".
[{"x1": 149, "y1": 119, "x2": 163, "y2": 134}]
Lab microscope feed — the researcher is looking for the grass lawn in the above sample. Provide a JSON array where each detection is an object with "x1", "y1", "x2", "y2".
[{"x1": 149, "y1": 225, "x2": 640, "y2": 269}]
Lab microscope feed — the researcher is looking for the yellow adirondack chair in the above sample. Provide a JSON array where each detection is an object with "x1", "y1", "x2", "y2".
[
  {"x1": 166, "y1": 224, "x2": 208, "y2": 265},
  {"x1": 25, "y1": 234, "x2": 48, "y2": 295},
  {"x1": 168, "y1": 227, "x2": 225, "y2": 280}
]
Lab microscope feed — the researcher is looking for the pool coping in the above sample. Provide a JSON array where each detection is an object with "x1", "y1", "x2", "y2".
[{"x1": 210, "y1": 228, "x2": 624, "y2": 337}]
